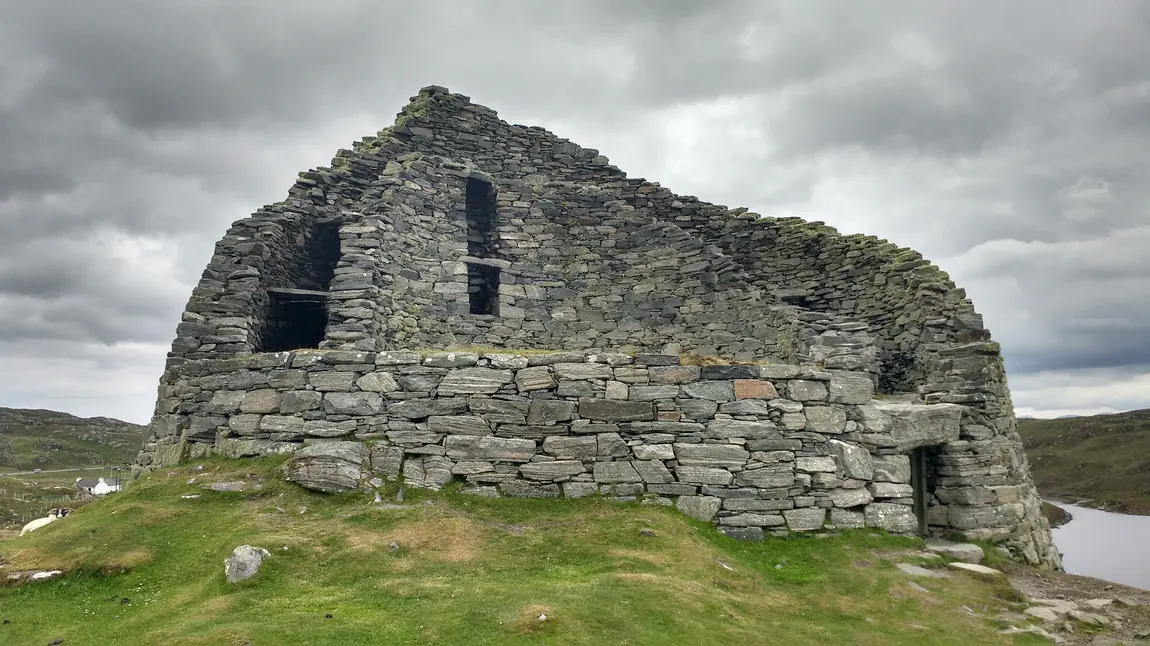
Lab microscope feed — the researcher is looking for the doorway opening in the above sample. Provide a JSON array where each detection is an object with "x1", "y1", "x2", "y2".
[{"x1": 910, "y1": 447, "x2": 929, "y2": 536}]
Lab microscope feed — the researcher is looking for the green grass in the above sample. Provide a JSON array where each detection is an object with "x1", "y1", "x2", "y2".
[
  {"x1": 0, "y1": 457, "x2": 1048, "y2": 645},
  {"x1": 1018, "y1": 408, "x2": 1150, "y2": 514}
]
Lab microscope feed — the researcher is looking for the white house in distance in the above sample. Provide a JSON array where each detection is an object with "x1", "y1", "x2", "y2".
[{"x1": 75, "y1": 477, "x2": 121, "y2": 497}]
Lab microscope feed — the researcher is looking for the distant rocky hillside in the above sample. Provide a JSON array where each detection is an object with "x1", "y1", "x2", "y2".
[
  {"x1": 0, "y1": 407, "x2": 147, "y2": 470},
  {"x1": 1018, "y1": 408, "x2": 1150, "y2": 515}
]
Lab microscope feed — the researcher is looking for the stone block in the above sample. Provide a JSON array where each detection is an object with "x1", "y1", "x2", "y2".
[
  {"x1": 829, "y1": 487, "x2": 874, "y2": 508},
  {"x1": 515, "y1": 366, "x2": 556, "y2": 392},
  {"x1": 734, "y1": 466, "x2": 794, "y2": 488},
  {"x1": 309, "y1": 371, "x2": 356, "y2": 391},
  {"x1": 578, "y1": 399, "x2": 654, "y2": 422},
  {"x1": 633, "y1": 460, "x2": 674, "y2": 483},
  {"x1": 830, "y1": 508, "x2": 866, "y2": 529},
  {"x1": 562, "y1": 482, "x2": 599, "y2": 498},
  {"x1": 444, "y1": 435, "x2": 537, "y2": 462},
  {"x1": 795, "y1": 457, "x2": 837, "y2": 473},
  {"x1": 437, "y1": 367, "x2": 513, "y2": 395},
  {"x1": 829, "y1": 439, "x2": 874, "y2": 480},
  {"x1": 676, "y1": 495, "x2": 722, "y2": 522},
  {"x1": 259, "y1": 415, "x2": 305, "y2": 434},
  {"x1": 784, "y1": 508, "x2": 827, "y2": 531},
  {"x1": 717, "y1": 400, "x2": 772, "y2": 416},
  {"x1": 805, "y1": 406, "x2": 846, "y2": 434},
  {"x1": 324, "y1": 392, "x2": 383, "y2": 415},
  {"x1": 681, "y1": 381, "x2": 734, "y2": 402},
  {"x1": 520, "y1": 460, "x2": 587, "y2": 481},
  {"x1": 706, "y1": 419, "x2": 780, "y2": 439},
  {"x1": 375, "y1": 351, "x2": 422, "y2": 365},
  {"x1": 719, "y1": 526, "x2": 765, "y2": 541},
  {"x1": 865, "y1": 502, "x2": 918, "y2": 533},
  {"x1": 209, "y1": 391, "x2": 245, "y2": 414},
  {"x1": 427, "y1": 415, "x2": 491, "y2": 436},
  {"x1": 872, "y1": 455, "x2": 911, "y2": 483},
  {"x1": 593, "y1": 461, "x2": 643, "y2": 484},
  {"x1": 597, "y1": 432, "x2": 631, "y2": 457},
  {"x1": 679, "y1": 398, "x2": 718, "y2": 420},
  {"x1": 282, "y1": 441, "x2": 370, "y2": 493},
  {"x1": 629, "y1": 385, "x2": 681, "y2": 401},
  {"x1": 648, "y1": 366, "x2": 700, "y2": 384},
  {"x1": 553, "y1": 362, "x2": 613, "y2": 380},
  {"x1": 673, "y1": 443, "x2": 749, "y2": 468},
  {"x1": 674, "y1": 466, "x2": 734, "y2": 485},
  {"x1": 631, "y1": 444, "x2": 675, "y2": 461},
  {"x1": 700, "y1": 365, "x2": 759, "y2": 380},
  {"x1": 605, "y1": 381, "x2": 629, "y2": 400},
  {"x1": 542, "y1": 435, "x2": 598, "y2": 459},
  {"x1": 787, "y1": 380, "x2": 828, "y2": 402},
  {"x1": 402, "y1": 455, "x2": 454, "y2": 490},
  {"x1": 733, "y1": 379, "x2": 778, "y2": 400},
  {"x1": 240, "y1": 389, "x2": 281, "y2": 414},
  {"x1": 872, "y1": 402, "x2": 963, "y2": 452},
  {"x1": 527, "y1": 400, "x2": 577, "y2": 424},
  {"x1": 356, "y1": 372, "x2": 401, "y2": 393},
  {"x1": 829, "y1": 374, "x2": 874, "y2": 404},
  {"x1": 423, "y1": 352, "x2": 479, "y2": 368},
  {"x1": 388, "y1": 398, "x2": 468, "y2": 419},
  {"x1": 280, "y1": 390, "x2": 322, "y2": 414}
]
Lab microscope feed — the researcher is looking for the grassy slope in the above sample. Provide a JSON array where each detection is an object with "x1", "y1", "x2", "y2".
[
  {"x1": 1018, "y1": 408, "x2": 1150, "y2": 515},
  {"x1": 0, "y1": 457, "x2": 1046, "y2": 646}
]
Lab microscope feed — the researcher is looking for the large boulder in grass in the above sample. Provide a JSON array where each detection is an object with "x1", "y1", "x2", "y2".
[
  {"x1": 225, "y1": 545, "x2": 270, "y2": 583},
  {"x1": 282, "y1": 441, "x2": 371, "y2": 493}
]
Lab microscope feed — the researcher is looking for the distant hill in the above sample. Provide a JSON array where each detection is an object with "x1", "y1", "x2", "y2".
[
  {"x1": 0, "y1": 407, "x2": 147, "y2": 471},
  {"x1": 1018, "y1": 408, "x2": 1150, "y2": 515}
]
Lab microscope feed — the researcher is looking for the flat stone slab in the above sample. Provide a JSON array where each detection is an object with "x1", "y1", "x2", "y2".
[
  {"x1": 925, "y1": 540, "x2": 985, "y2": 564},
  {"x1": 896, "y1": 563, "x2": 950, "y2": 578},
  {"x1": 947, "y1": 562, "x2": 1003, "y2": 576}
]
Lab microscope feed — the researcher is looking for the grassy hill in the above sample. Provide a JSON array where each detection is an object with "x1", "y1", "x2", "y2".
[
  {"x1": 0, "y1": 407, "x2": 147, "y2": 471},
  {"x1": 0, "y1": 456, "x2": 1056, "y2": 646},
  {"x1": 0, "y1": 407, "x2": 148, "y2": 527},
  {"x1": 1017, "y1": 408, "x2": 1150, "y2": 515}
]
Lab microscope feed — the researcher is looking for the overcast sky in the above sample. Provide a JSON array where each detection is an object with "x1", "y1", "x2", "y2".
[{"x1": 1, "y1": 0, "x2": 1147, "y2": 423}]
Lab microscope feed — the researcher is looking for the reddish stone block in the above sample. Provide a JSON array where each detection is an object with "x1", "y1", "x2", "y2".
[{"x1": 733, "y1": 379, "x2": 778, "y2": 400}]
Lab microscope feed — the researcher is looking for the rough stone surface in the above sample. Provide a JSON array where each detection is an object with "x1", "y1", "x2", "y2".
[
  {"x1": 134, "y1": 86, "x2": 1061, "y2": 571},
  {"x1": 224, "y1": 545, "x2": 271, "y2": 584},
  {"x1": 282, "y1": 441, "x2": 369, "y2": 493}
]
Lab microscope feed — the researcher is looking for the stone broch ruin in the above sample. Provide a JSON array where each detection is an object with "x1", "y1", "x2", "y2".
[{"x1": 134, "y1": 86, "x2": 1060, "y2": 568}]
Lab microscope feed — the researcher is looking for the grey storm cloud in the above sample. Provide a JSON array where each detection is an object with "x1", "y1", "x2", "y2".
[{"x1": 0, "y1": 0, "x2": 1148, "y2": 421}]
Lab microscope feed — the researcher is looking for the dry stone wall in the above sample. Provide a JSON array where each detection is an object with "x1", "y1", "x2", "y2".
[{"x1": 142, "y1": 349, "x2": 933, "y2": 539}]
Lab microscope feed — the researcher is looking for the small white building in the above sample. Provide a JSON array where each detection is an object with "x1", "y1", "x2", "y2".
[{"x1": 75, "y1": 477, "x2": 121, "y2": 497}]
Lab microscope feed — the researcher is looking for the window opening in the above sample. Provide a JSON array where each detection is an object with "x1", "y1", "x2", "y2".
[
  {"x1": 465, "y1": 177, "x2": 497, "y2": 257},
  {"x1": 468, "y1": 263, "x2": 500, "y2": 316},
  {"x1": 464, "y1": 177, "x2": 499, "y2": 316},
  {"x1": 262, "y1": 290, "x2": 329, "y2": 351}
]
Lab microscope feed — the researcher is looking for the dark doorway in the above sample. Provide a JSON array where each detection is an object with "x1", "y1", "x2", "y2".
[
  {"x1": 468, "y1": 263, "x2": 500, "y2": 316},
  {"x1": 261, "y1": 290, "x2": 329, "y2": 351},
  {"x1": 910, "y1": 447, "x2": 929, "y2": 536}
]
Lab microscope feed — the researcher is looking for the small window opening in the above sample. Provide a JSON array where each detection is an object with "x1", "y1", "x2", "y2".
[
  {"x1": 465, "y1": 177, "x2": 497, "y2": 257},
  {"x1": 468, "y1": 263, "x2": 500, "y2": 315},
  {"x1": 299, "y1": 222, "x2": 342, "y2": 291}
]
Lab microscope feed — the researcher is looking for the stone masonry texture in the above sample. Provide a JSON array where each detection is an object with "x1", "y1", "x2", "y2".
[{"x1": 135, "y1": 86, "x2": 1060, "y2": 569}]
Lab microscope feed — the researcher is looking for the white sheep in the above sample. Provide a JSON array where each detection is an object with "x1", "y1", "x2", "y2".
[{"x1": 19, "y1": 507, "x2": 72, "y2": 536}]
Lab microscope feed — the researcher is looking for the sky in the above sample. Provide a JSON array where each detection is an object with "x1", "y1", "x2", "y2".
[{"x1": 0, "y1": 0, "x2": 1147, "y2": 424}]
